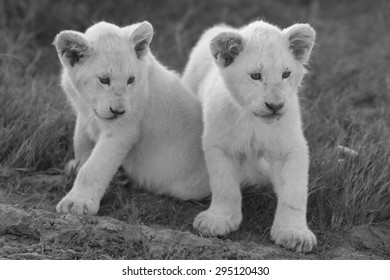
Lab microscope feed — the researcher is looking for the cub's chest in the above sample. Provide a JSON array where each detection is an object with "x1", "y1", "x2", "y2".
[
  {"x1": 83, "y1": 114, "x2": 100, "y2": 142},
  {"x1": 224, "y1": 117, "x2": 287, "y2": 159}
]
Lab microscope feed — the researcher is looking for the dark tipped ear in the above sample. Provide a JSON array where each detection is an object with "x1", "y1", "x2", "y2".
[
  {"x1": 53, "y1": 31, "x2": 91, "y2": 67},
  {"x1": 210, "y1": 32, "x2": 244, "y2": 67},
  {"x1": 284, "y1": 23, "x2": 315, "y2": 64},
  {"x1": 130, "y1": 21, "x2": 153, "y2": 58}
]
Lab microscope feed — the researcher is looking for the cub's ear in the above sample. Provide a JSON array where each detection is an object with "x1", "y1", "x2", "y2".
[
  {"x1": 210, "y1": 32, "x2": 244, "y2": 67},
  {"x1": 130, "y1": 21, "x2": 153, "y2": 58},
  {"x1": 283, "y1": 23, "x2": 316, "y2": 64},
  {"x1": 53, "y1": 31, "x2": 91, "y2": 67}
]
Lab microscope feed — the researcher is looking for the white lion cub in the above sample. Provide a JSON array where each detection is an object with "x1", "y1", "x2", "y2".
[
  {"x1": 54, "y1": 21, "x2": 210, "y2": 215},
  {"x1": 182, "y1": 21, "x2": 317, "y2": 252}
]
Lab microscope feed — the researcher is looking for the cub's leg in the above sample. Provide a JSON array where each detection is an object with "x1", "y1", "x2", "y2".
[
  {"x1": 269, "y1": 143, "x2": 317, "y2": 252},
  {"x1": 65, "y1": 117, "x2": 94, "y2": 174},
  {"x1": 193, "y1": 147, "x2": 242, "y2": 236},
  {"x1": 57, "y1": 128, "x2": 139, "y2": 215}
]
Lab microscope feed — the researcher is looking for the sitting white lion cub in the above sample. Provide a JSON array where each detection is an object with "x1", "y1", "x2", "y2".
[
  {"x1": 54, "y1": 21, "x2": 211, "y2": 215},
  {"x1": 182, "y1": 21, "x2": 317, "y2": 252}
]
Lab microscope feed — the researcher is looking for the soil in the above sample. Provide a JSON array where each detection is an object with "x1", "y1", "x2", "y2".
[{"x1": 0, "y1": 168, "x2": 389, "y2": 260}]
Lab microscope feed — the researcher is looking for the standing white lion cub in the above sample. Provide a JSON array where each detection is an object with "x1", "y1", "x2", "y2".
[
  {"x1": 53, "y1": 21, "x2": 211, "y2": 215},
  {"x1": 182, "y1": 21, "x2": 317, "y2": 252}
]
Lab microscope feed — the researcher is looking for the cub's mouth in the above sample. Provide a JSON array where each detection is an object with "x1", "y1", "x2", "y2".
[
  {"x1": 93, "y1": 109, "x2": 117, "y2": 121},
  {"x1": 253, "y1": 112, "x2": 283, "y2": 120}
]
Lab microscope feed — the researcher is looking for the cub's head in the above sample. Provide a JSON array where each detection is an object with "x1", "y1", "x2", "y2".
[
  {"x1": 210, "y1": 21, "x2": 315, "y2": 121},
  {"x1": 54, "y1": 21, "x2": 153, "y2": 121}
]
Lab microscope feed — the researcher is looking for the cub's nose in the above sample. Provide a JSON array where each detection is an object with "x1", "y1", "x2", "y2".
[
  {"x1": 265, "y1": 102, "x2": 284, "y2": 113},
  {"x1": 110, "y1": 107, "x2": 125, "y2": 116}
]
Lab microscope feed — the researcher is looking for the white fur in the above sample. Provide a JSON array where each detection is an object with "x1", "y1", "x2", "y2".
[
  {"x1": 182, "y1": 20, "x2": 317, "y2": 252},
  {"x1": 53, "y1": 21, "x2": 210, "y2": 215}
]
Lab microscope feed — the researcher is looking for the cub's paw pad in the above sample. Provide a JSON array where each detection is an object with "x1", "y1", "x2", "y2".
[
  {"x1": 193, "y1": 210, "x2": 242, "y2": 236},
  {"x1": 270, "y1": 227, "x2": 317, "y2": 252},
  {"x1": 56, "y1": 194, "x2": 99, "y2": 215}
]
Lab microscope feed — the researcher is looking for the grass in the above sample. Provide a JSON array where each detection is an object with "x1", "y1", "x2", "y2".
[{"x1": 1, "y1": 0, "x2": 390, "y2": 258}]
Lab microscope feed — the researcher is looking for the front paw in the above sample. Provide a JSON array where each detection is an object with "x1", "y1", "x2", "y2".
[
  {"x1": 56, "y1": 191, "x2": 99, "y2": 215},
  {"x1": 270, "y1": 225, "x2": 317, "y2": 252},
  {"x1": 193, "y1": 209, "x2": 242, "y2": 236}
]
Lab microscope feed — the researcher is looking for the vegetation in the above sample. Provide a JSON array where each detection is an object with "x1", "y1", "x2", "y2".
[{"x1": 1, "y1": 0, "x2": 389, "y2": 258}]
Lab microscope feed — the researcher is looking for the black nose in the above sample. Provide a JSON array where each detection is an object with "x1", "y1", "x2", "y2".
[
  {"x1": 265, "y1": 102, "x2": 284, "y2": 113},
  {"x1": 110, "y1": 107, "x2": 125, "y2": 116}
]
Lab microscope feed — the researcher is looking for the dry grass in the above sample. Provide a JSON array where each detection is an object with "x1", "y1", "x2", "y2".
[{"x1": 1, "y1": 0, "x2": 390, "y2": 257}]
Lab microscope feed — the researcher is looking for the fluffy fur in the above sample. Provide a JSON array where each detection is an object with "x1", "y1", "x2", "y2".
[
  {"x1": 53, "y1": 21, "x2": 210, "y2": 215},
  {"x1": 182, "y1": 20, "x2": 317, "y2": 252}
]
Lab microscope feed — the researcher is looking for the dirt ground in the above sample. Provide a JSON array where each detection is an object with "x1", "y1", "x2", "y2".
[{"x1": 1, "y1": 169, "x2": 389, "y2": 260}]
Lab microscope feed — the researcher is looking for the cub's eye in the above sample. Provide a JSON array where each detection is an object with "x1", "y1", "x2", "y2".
[
  {"x1": 282, "y1": 71, "x2": 291, "y2": 79},
  {"x1": 99, "y1": 76, "x2": 110, "y2": 85},
  {"x1": 127, "y1": 76, "x2": 135, "y2": 85},
  {"x1": 250, "y1": 73, "x2": 262, "y2": 81}
]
